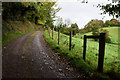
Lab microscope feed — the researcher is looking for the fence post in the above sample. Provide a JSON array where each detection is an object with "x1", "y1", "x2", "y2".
[
  {"x1": 69, "y1": 31, "x2": 72, "y2": 51},
  {"x1": 58, "y1": 29, "x2": 60, "y2": 45},
  {"x1": 52, "y1": 27, "x2": 54, "y2": 40},
  {"x1": 97, "y1": 33, "x2": 106, "y2": 72},
  {"x1": 47, "y1": 27, "x2": 51, "y2": 38},
  {"x1": 83, "y1": 35, "x2": 87, "y2": 61}
]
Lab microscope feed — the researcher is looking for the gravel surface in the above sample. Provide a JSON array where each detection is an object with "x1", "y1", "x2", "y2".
[{"x1": 2, "y1": 30, "x2": 91, "y2": 79}]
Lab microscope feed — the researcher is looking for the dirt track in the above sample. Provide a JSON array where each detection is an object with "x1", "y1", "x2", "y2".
[{"x1": 2, "y1": 30, "x2": 90, "y2": 79}]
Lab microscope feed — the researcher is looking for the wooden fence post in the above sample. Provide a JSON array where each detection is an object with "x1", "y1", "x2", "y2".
[
  {"x1": 52, "y1": 27, "x2": 54, "y2": 40},
  {"x1": 83, "y1": 35, "x2": 87, "y2": 61},
  {"x1": 97, "y1": 33, "x2": 106, "y2": 72},
  {"x1": 69, "y1": 31, "x2": 72, "y2": 51},
  {"x1": 47, "y1": 27, "x2": 51, "y2": 38},
  {"x1": 58, "y1": 29, "x2": 60, "y2": 45}
]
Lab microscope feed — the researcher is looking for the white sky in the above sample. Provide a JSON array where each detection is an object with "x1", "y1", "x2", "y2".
[{"x1": 55, "y1": 0, "x2": 114, "y2": 29}]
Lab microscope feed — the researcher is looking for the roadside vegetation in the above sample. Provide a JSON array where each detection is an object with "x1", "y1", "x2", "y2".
[
  {"x1": 2, "y1": 1, "x2": 119, "y2": 79},
  {"x1": 43, "y1": 28, "x2": 119, "y2": 79},
  {"x1": 2, "y1": 2, "x2": 58, "y2": 46},
  {"x1": 45, "y1": 18, "x2": 119, "y2": 78},
  {"x1": 2, "y1": 20, "x2": 40, "y2": 45}
]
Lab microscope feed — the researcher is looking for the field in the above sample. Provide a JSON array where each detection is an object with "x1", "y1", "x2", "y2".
[
  {"x1": 44, "y1": 29, "x2": 119, "y2": 74},
  {"x1": 75, "y1": 27, "x2": 120, "y2": 43},
  {"x1": 102, "y1": 27, "x2": 119, "y2": 43}
]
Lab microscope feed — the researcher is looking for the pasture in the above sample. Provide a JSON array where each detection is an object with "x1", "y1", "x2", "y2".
[
  {"x1": 46, "y1": 30, "x2": 119, "y2": 73},
  {"x1": 75, "y1": 27, "x2": 120, "y2": 43}
]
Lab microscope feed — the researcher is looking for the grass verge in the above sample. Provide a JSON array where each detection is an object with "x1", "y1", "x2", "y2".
[
  {"x1": 43, "y1": 30, "x2": 111, "y2": 79},
  {"x1": 3, "y1": 30, "x2": 32, "y2": 46}
]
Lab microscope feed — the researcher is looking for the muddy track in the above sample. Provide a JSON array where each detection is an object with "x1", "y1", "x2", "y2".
[{"x1": 2, "y1": 30, "x2": 91, "y2": 79}]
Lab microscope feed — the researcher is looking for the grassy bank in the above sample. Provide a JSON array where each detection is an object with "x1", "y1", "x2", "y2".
[
  {"x1": 43, "y1": 30, "x2": 113, "y2": 79},
  {"x1": 43, "y1": 30, "x2": 119, "y2": 79},
  {"x1": 2, "y1": 20, "x2": 41, "y2": 46}
]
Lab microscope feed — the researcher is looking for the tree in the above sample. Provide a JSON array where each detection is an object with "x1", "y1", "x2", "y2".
[
  {"x1": 71, "y1": 23, "x2": 79, "y2": 35},
  {"x1": 2, "y1": 2, "x2": 59, "y2": 27},
  {"x1": 100, "y1": 29, "x2": 112, "y2": 43},
  {"x1": 79, "y1": 28, "x2": 86, "y2": 34},
  {"x1": 84, "y1": 19, "x2": 104, "y2": 33},
  {"x1": 97, "y1": 0, "x2": 120, "y2": 18},
  {"x1": 104, "y1": 19, "x2": 120, "y2": 27},
  {"x1": 79, "y1": 0, "x2": 120, "y2": 18},
  {"x1": 92, "y1": 28, "x2": 112, "y2": 43},
  {"x1": 109, "y1": 18, "x2": 120, "y2": 26},
  {"x1": 2, "y1": 2, "x2": 27, "y2": 20},
  {"x1": 104, "y1": 20, "x2": 111, "y2": 27}
]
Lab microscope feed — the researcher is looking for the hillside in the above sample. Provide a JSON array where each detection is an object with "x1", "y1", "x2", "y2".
[
  {"x1": 2, "y1": 2, "x2": 56, "y2": 46},
  {"x1": 102, "y1": 27, "x2": 119, "y2": 43},
  {"x1": 2, "y1": 20, "x2": 41, "y2": 45},
  {"x1": 76, "y1": 27, "x2": 119, "y2": 44}
]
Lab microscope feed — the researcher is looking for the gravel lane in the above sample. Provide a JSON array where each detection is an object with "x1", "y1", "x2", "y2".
[{"x1": 2, "y1": 30, "x2": 90, "y2": 79}]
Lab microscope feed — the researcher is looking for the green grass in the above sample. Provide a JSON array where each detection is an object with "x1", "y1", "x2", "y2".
[
  {"x1": 44, "y1": 30, "x2": 119, "y2": 75},
  {"x1": 44, "y1": 30, "x2": 117, "y2": 79},
  {"x1": 102, "y1": 27, "x2": 120, "y2": 43},
  {"x1": 43, "y1": 30, "x2": 93, "y2": 73},
  {"x1": 75, "y1": 26, "x2": 120, "y2": 43},
  {"x1": 75, "y1": 32, "x2": 92, "y2": 38},
  {"x1": 3, "y1": 30, "x2": 33, "y2": 46}
]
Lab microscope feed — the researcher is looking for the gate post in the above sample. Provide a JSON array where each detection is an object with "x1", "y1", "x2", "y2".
[
  {"x1": 97, "y1": 33, "x2": 106, "y2": 72},
  {"x1": 83, "y1": 35, "x2": 87, "y2": 61}
]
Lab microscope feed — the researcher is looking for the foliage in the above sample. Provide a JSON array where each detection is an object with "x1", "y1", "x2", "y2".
[
  {"x1": 81, "y1": 0, "x2": 120, "y2": 18},
  {"x1": 104, "y1": 19, "x2": 120, "y2": 27},
  {"x1": 109, "y1": 19, "x2": 120, "y2": 26},
  {"x1": 79, "y1": 28, "x2": 87, "y2": 34},
  {"x1": 2, "y1": 20, "x2": 40, "y2": 45},
  {"x1": 77, "y1": 26, "x2": 119, "y2": 44},
  {"x1": 71, "y1": 23, "x2": 79, "y2": 35},
  {"x1": 91, "y1": 27, "x2": 111, "y2": 43},
  {"x1": 92, "y1": 28, "x2": 99, "y2": 41},
  {"x1": 100, "y1": 29, "x2": 112, "y2": 43},
  {"x1": 2, "y1": 2, "x2": 26, "y2": 20},
  {"x1": 43, "y1": 30, "x2": 93, "y2": 75},
  {"x1": 2, "y1": 2, "x2": 59, "y2": 27},
  {"x1": 104, "y1": 20, "x2": 111, "y2": 27},
  {"x1": 2, "y1": 2, "x2": 59, "y2": 45},
  {"x1": 84, "y1": 19, "x2": 104, "y2": 33},
  {"x1": 44, "y1": 30, "x2": 119, "y2": 79},
  {"x1": 82, "y1": 18, "x2": 119, "y2": 40},
  {"x1": 98, "y1": 1, "x2": 120, "y2": 18},
  {"x1": 54, "y1": 17, "x2": 79, "y2": 35}
]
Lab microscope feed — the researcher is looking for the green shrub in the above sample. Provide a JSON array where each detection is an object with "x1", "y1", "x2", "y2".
[
  {"x1": 92, "y1": 28, "x2": 112, "y2": 43},
  {"x1": 106, "y1": 36, "x2": 112, "y2": 43},
  {"x1": 100, "y1": 29, "x2": 112, "y2": 43}
]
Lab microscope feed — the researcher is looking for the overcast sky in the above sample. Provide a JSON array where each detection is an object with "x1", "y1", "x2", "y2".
[{"x1": 55, "y1": 0, "x2": 113, "y2": 29}]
